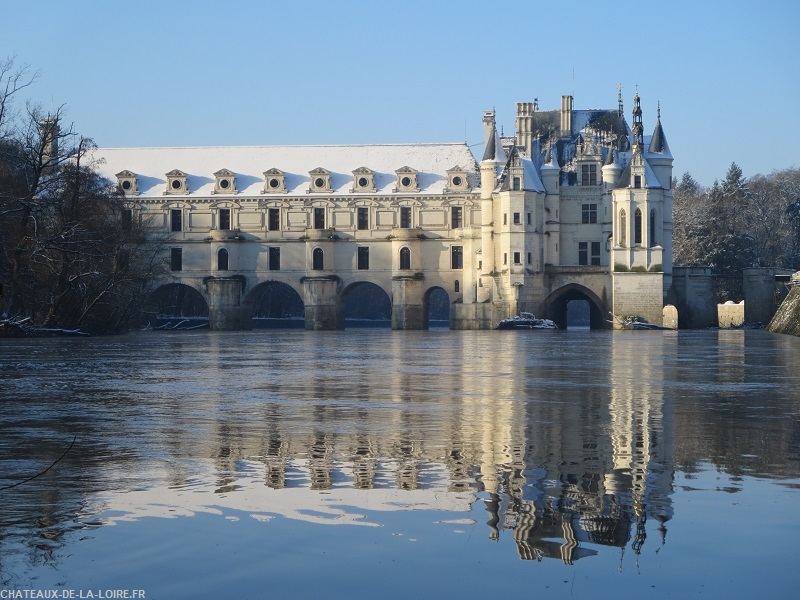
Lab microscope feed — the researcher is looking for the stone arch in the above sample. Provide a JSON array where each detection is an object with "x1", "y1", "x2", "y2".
[
  {"x1": 242, "y1": 280, "x2": 305, "y2": 328},
  {"x1": 142, "y1": 282, "x2": 209, "y2": 327},
  {"x1": 424, "y1": 286, "x2": 451, "y2": 328},
  {"x1": 542, "y1": 283, "x2": 611, "y2": 329},
  {"x1": 340, "y1": 280, "x2": 392, "y2": 327}
]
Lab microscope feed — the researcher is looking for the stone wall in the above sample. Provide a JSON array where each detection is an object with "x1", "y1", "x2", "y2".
[
  {"x1": 612, "y1": 272, "x2": 664, "y2": 326},
  {"x1": 743, "y1": 268, "x2": 795, "y2": 326},
  {"x1": 672, "y1": 267, "x2": 716, "y2": 328},
  {"x1": 717, "y1": 301, "x2": 745, "y2": 328},
  {"x1": 767, "y1": 273, "x2": 800, "y2": 336}
]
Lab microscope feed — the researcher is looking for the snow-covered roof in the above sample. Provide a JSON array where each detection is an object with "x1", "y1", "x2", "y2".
[{"x1": 89, "y1": 143, "x2": 479, "y2": 198}]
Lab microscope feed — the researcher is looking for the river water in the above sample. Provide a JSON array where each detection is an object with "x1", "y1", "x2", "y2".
[{"x1": 0, "y1": 329, "x2": 798, "y2": 599}]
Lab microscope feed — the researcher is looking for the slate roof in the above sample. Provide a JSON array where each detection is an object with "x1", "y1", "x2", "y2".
[{"x1": 89, "y1": 143, "x2": 479, "y2": 198}]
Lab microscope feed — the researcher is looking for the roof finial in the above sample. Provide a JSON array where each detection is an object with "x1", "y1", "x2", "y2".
[
  {"x1": 657, "y1": 100, "x2": 661, "y2": 120},
  {"x1": 617, "y1": 83, "x2": 623, "y2": 116}
]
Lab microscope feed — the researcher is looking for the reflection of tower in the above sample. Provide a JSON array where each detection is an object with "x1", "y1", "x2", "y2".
[{"x1": 605, "y1": 334, "x2": 675, "y2": 556}]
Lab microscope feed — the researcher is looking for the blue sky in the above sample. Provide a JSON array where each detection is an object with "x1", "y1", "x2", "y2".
[{"x1": 3, "y1": 0, "x2": 798, "y2": 185}]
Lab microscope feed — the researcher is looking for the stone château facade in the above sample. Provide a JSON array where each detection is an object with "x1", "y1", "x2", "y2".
[{"x1": 91, "y1": 90, "x2": 673, "y2": 330}]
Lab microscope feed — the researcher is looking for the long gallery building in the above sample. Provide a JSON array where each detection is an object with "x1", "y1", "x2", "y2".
[{"x1": 92, "y1": 91, "x2": 673, "y2": 330}]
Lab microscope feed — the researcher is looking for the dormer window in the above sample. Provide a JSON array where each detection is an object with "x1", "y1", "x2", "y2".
[
  {"x1": 394, "y1": 167, "x2": 419, "y2": 193},
  {"x1": 165, "y1": 169, "x2": 188, "y2": 195},
  {"x1": 444, "y1": 166, "x2": 469, "y2": 193},
  {"x1": 116, "y1": 170, "x2": 139, "y2": 196},
  {"x1": 580, "y1": 163, "x2": 598, "y2": 186},
  {"x1": 308, "y1": 167, "x2": 332, "y2": 193},
  {"x1": 213, "y1": 168, "x2": 237, "y2": 194},
  {"x1": 351, "y1": 167, "x2": 376, "y2": 193},
  {"x1": 262, "y1": 168, "x2": 287, "y2": 194}
]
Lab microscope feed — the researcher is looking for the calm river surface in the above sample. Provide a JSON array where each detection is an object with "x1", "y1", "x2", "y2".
[{"x1": 1, "y1": 329, "x2": 799, "y2": 599}]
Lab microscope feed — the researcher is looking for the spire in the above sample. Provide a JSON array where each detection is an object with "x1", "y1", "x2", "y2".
[
  {"x1": 647, "y1": 102, "x2": 671, "y2": 156},
  {"x1": 482, "y1": 124, "x2": 497, "y2": 161},
  {"x1": 617, "y1": 84, "x2": 623, "y2": 118},
  {"x1": 631, "y1": 87, "x2": 643, "y2": 147},
  {"x1": 648, "y1": 103, "x2": 666, "y2": 153}
]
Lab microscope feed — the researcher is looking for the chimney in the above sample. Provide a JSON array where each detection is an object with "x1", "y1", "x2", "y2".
[
  {"x1": 515, "y1": 102, "x2": 534, "y2": 154},
  {"x1": 40, "y1": 118, "x2": 59, "y2": 170},
  {"x1": 560, "y1": 95, "x2": 573, "y2": 138},
  {"x1": 482, "y1": 110, "x2": 496, "y2": 147}
]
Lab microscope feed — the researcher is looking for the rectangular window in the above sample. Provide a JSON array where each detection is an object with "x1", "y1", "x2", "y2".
[
  {"x1": 503, "y1": 253, "x2": 507, "y2": 265},
  {"x1": 313, "y1": 207, "x2": 325, "y2": 229},
  {"x1": 268, "y1": 208, "x2": 280, "y2": 231},
  {"x1": 527, "y1": 252, "x2": 532, "y2": 265},
  {"x1": 170, "y1": 247, "x2": 182, "y2": 271},
  {"x1": 269, "y1": 246, "x2": 281, "y2": 270},
  {"x1": 503, "y1": 213, "x2": 507, "y2": 225},
  {"x1": 527, "y1": 213, "x2": 531, "y2": 225},
  {"x1": 357, "y1": 207, "x2": 369, "y2": 230},
  {"x1": 513, "y1": 177, "x2": 521, "y2": 191},
  {"x1": 451, "y1": 206, "x2": 463, "y2": 228},
  {"x1": 513, "y1": 212, "x2": 520, "y2": 225},
  {"x1": 634, "y1": 175, "x2": 642, "y2": 189},
  {"x1": 400, "y1": 206, "x2": 411, "y2": 229},
  {"x1": 513, "y1": 251, "x2": 521, "y2": 264},
  {"x1": 582, "y1": 203, "x2": 598, "y2": 224},
  {"x1": 121, "y1": 209, "x2": 132, "y2": 231},
  {"x1": 581, "y1": 164, "x2": 597, "y2": 186},
  {"x1": 170, "y1": 209, "x2": 182, "y2": 232},
  {"x1": 579, "y1": 242, "x2": 588, "y2": 265},
  {"x1": 219, "y1": 208, "x2": 231, "y2": 230},
  {"x1": 357, "y1": 246, "x2": 369, "y2": 270},
  {"x1": 450, "y1": 245, "x2": 463, "y2": 269},
  {"x1": 591, "y1": 241, "x2": 601, "y2": 265}
]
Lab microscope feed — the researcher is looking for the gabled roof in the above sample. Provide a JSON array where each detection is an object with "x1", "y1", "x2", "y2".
[{"x1": 88, "y1": 143, "x2": 479, "y2": 197}]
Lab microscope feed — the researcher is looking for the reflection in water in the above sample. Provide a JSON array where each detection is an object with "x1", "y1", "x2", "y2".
[{"x1": 0, "y1": 330, "x2": 799, "y2": 592}]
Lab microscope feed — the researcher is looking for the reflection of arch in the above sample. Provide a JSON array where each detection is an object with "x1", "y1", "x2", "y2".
[
  {"x1": 218, "y1": 248, "x2": 229, "y2": 271},
  {"x1": 341, "y1": 281, "x2": 391, "y2": 326},
  {"x1": 243, "y1": 280, "x2": 305, "y2": 326},
  {"x1": 424, "y1": 286, "x2": 450, "y2": 328},
  {"x1": 144, "y1": 283, "x2": 209, "y2": 321},
  {"x1": 542, "y1": 284, "x2": 610, "y2": 329}
]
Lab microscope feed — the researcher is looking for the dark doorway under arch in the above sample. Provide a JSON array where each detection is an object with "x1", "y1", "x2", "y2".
[
  {"x1": 543, "y1": 285, "x2": 610, "y2": 330},
  {"x1": 144, "y1": 283, "x2": 209, "y2": 329},
  {"x1": 342, "y1": 282, "x2": 391, "y2": 328},
  {"x1": 245, "y1": 281, "x2": 305, "y2": 328},
  {"x1": 425, "y1": 287, "x2": 450, "y2": 329}
]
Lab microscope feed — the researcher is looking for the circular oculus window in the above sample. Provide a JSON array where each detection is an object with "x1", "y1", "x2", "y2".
[
  {"x1": 358, "y1": 177, "x2": 368, "y2": 187},
  {"x1": 171, "y1": 179, "x2": 182, "y2": 190},
  {"x1": 401, "y1": 176, "x2": 411, "y2": 187},
  {"x1": 315, "y1": 177, "x2": 325, "y2": 188},
  {"x1": 121, "y1": 180, "x2": 131, "y2": 190},
  {"x1": 452, "y1": 176, "x2": 462, "y2": 186},
  {"x1": 220, "y1": 179, "x2": 230, "y2": 189},
  {"x1": 269, "y1": 178, "x2": 280, "y2": 188}
]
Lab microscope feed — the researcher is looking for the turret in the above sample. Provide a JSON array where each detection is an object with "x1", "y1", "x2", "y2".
[
  {"x1": 540, "y1": 144, "x2": 560, "y2": 195},
  {"x1": 602, "y1": 147, "x2": 622, "y2": 188},
  {"x1": 647, "y1": 103, "x2": 674, "y2": 189}
]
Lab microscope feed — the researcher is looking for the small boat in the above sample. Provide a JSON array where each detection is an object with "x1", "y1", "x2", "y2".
[{"x1": 497, "y1": 312, "x2": 558, "y2": 330}]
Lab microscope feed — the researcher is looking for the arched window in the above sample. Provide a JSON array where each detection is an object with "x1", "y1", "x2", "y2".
[
  {"x1": 634, "y1": 208, "x2": 642, "y2": 245},
  {"x1": 218, "y1": 248, "x2": 229, "y2": 271},
  {"x1": 649, "y1": 209, "x2": 657, "y2": 246},
  {"x1": 454, "y1": 280, "x2": 460, "y2": 293},
  {"x1": 619, "y1": 210, "x2": 627, "y2": 246},
  {"x1": 399, "y1": 246, "x2": 411, "y2": 270},
  {"x1": 312, "y1": 247, "x2": 324, "y2": 270}
]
